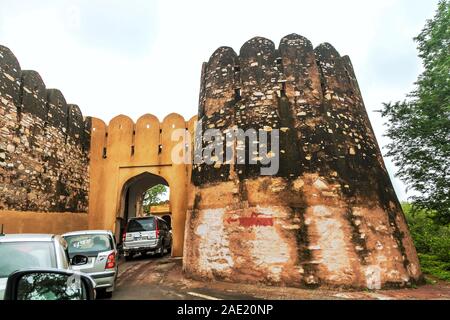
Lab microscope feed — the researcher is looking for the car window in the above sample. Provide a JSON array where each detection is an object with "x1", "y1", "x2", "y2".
[
  {"x1": 109, "y1": 234, "x2": 116, "y2": 247},
  {"x1": 17, "y1": 273, "x2": 87, "y2": 300},
  {"x1": 0, "y1": 242, "x2": 57, "y2": 278},
  {"x1": 127, "y1": 218, "x2": 156, "y2": 232},
  {"x1": 64, "y1": 234, "x2": 112, "y2": 258}
]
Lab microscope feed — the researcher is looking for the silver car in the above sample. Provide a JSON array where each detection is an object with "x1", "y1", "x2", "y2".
[
  {"x1": 0, "y1": 234, "x2": 71, "y2": 300},
  {"x1": 122, "y1": 216, "x2": 172, "y2": 261},
  {"x1": 62, "y1": 230, "x2": 118, "y2": 298}
]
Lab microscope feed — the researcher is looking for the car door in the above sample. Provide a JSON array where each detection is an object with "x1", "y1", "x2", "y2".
[
  {"x1": 160, "y1": 220, "x2": 171, "y2": 248},
  {"x1": 108, "y1": 233, "x2": 119, "y2": 274}
]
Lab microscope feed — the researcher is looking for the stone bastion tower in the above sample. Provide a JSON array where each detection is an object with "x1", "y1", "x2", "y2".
[{"x1": 183, "y1": 34, "x2": 422, "y2": 289}]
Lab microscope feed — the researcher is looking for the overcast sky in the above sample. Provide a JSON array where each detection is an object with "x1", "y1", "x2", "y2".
[{"x1": 0, "y1": 0, "x2": 440, "y2": 201}]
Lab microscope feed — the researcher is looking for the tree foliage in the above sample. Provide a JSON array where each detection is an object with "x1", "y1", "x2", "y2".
[
  {"x1": 142, "y1": 184, "x2": 168, "y2": 206},
  {"x1": 403, "y1": 203, "x2": 450, "y2": 281},
  {"x1": 381, "y1": 0, "x2": 450, "y2": 225}
]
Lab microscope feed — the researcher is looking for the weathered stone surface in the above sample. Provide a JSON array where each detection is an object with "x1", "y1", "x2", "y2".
[
  {"x1": 46, "y1": 89, "x2": 68, "y2": 128},
  {"x1": 193, "y1": 47, "x2": 237, "y2": 185},
  {"x1": 0, "y1": 45, "x2": 90, "y2": 213},
  {"x1": 0, "y1": 46, "x2": 21, "y2": 107},
  {"x1": 185, "y1": 35, "x2": 422, "y2": 289},
  {"x1": 21, "y1": 70, "x2": 47, "y2": 120},
  {"x1": 68, "y1": 104, "x2": 84, "y2": 142}
]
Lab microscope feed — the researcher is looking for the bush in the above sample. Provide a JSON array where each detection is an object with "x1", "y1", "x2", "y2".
[
  {"x1": 403, "y1": 203, "x2": 450, "y2": 281},
  {"x1": 418, "y1": 254, "x2": 450, "y2": 282}
]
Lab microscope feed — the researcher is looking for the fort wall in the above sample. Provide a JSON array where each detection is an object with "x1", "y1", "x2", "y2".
[
  {"x1": 0, "y1": 37, "x2": 423, "y2": 289},
  {"x1": 88, "y1": 113, "x2": 196, "y2": 256},
  {"x1": 0, "y1": 210, "x2": 88, "y2": 234},
  {"x1": 0, "y1": 46, "x2": 90, "y2": 215},
  {"x1": 183, "y1": 34, "x2": 422, "y2": 289}
]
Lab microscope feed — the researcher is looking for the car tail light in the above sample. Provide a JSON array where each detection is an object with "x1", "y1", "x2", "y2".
[
  {"x1": 105, "y1": 252, "x2": 116, "y2": 269},
  {"x1": 122, "y1": 232, "x2": 126, "y2": 242},
  {"x1": 155, "y1": 221, "x2": 159, "y2": 238}
]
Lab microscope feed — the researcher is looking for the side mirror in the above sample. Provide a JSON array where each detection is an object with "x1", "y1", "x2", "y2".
[
  {"x1": 71, "y1": 255, "x2": 89, "y2": 266},
  {"x1": 3, "y1": 269, "x2": 96, "y2": 300}
]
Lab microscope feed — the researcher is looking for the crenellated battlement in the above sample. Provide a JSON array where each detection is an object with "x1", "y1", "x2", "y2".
[
  {"x1": 0, "y1": 45, "x2": 90, "y2": 213},
  {"x1": 193, "y1": 34, "x2": 384, "y2": 196},
  {"x1": 89, "y1": 113, "x2": 196, "y2": 164},
  {"x1": 0, "y1": 46, "x2": 90, "y2": 143},
  {"x1": 87, "y1": 113, "x2": 197, "y2": 257}
]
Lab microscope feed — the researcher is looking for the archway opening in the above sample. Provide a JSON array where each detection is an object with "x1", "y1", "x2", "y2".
[
  {"x1": 142, "y1": 185, "x2": 170, "y2": 225},
  {"x1": 116, "y1": 172, "x2": 172, "y2": 258}
]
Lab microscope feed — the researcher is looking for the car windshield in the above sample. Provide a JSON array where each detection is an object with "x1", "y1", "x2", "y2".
[
  {"x1": 64, "y1": 234, "x2": 112, "y2": 258},
  {"x1": 127, "y1": 218, "x2": 156, "y2": 232},
  {"x1": 0, "y1": 241, "x2": 57, "y2": 278}
]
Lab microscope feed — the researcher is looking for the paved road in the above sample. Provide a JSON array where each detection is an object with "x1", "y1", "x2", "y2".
[
  {"x1": 110, "y1": 254, "x2": 257, "y2": 300},
  {"x1": 106, "y1": 253, "x2": 450, "y2": 300}
]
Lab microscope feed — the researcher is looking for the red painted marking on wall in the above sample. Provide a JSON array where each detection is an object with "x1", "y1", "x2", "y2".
[
  {"x1": 225, "y1": 217, "x2": 238, "y2": 224},
  {"x1": 225, "y1": 212, "x2": 273, "y2": 227}
]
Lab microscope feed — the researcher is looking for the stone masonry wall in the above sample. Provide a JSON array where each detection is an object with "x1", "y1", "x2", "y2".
[
  {"x1": 184, "y1": 34, "x2": 423, "y2": 289},
  {"x1": 0, "y1": 45, "x2": 90, "y2": 213}
]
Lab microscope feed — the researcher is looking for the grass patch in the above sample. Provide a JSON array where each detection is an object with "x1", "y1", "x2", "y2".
[
  {"x1": 418, "y1": 253, "x2": 450, "y2": 282},
  {"x1": 403, "y1": 203, "x2": 450, "y2": 282}
]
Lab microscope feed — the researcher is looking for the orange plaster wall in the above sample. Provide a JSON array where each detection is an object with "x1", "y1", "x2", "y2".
[
  {"x1": 0, "y1": 210, "x2": 88, "y2": 234},
  {"x1": 87, "y1": 113, "x2": 197, "y2": 257}
]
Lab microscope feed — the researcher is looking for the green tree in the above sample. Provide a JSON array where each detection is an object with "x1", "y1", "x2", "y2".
[
  {"x1": 142, "y1": 184, "x2": 168, "y2": 207},
  {"x1": 381, "y1": 0, "x2": 450, "y2": 225},
  {"x1": 403, "y1": 203, "x2": 450, "y2": 281}
]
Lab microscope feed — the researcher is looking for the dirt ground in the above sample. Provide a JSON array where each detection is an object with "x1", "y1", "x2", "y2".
[{"x1": 110, "y1": 254, "x2": 450, "y2": 300}]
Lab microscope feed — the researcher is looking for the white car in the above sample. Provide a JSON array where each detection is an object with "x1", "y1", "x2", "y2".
[
  {"x1": 62, "y1": 230, "x2": 118, "y2": 298},
  {"x1": 0, "y1": 234, "x2": 72, "y2": 299}
]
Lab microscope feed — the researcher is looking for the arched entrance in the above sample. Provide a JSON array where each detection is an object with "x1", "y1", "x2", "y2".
[
  {"x1": 162, "y1": 215, "x2": 171, "y2": 227},
  {"x1": 87, "y1": 113, "x2": 195, "y2": 257},
  {"x1": 116, "y1": 172, "x2": 170, "y2": 247}
]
